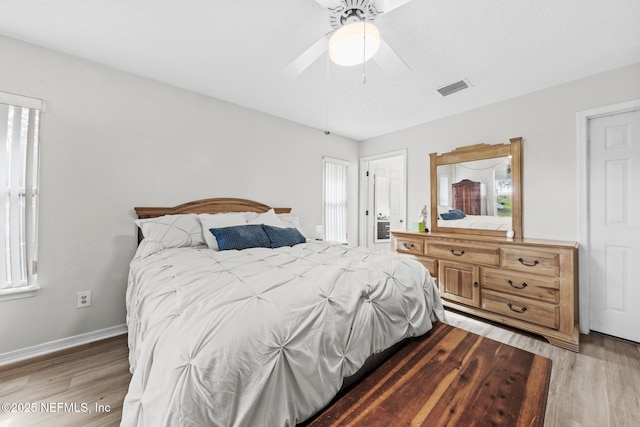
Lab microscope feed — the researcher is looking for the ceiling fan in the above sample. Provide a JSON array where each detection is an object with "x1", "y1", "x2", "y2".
[{"x1": 283, "y1": 0, "x2": 413, "y2": 79}]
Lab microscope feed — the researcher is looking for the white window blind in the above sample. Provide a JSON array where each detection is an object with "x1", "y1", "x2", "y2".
[
  {"x1": 323, "y1": 157, "x2": 349, "y2": 243},
  {"x1": 0, "y1": 92, "x2": 42, "y2": 294}
]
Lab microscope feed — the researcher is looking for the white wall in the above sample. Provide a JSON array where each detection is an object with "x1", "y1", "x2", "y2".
[
  {"x1": 360, "y1": 63, "x2": 640, "y2": 241},
  {"x1": 0, "y1": 35, "x2": 359, "y2": 355}
]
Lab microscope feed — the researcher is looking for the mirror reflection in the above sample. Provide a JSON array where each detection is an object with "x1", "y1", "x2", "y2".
[
  {"x1": 436, "y1": 157, "x2": 512, "y2": 231},
  {"x1": 430, "y1": 138, "x2": 522, "y2": 237}
]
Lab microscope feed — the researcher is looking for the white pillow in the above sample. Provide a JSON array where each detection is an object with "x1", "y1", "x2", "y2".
[
  {"x1": 277, "y1": 213, "x2": 306, "y2": 235},
  {"x1": 247, "y1": 209, "x2": 284, "y2": 227},
  {"x1": 135, "y1": 214, "x2": 205, "y2": 249},
  {"x1": 199, "y1": 213, "x2": 248, "y2": 250},
  {"x1": 244, "y1": 212, "x2": 259, "y2": 222}
]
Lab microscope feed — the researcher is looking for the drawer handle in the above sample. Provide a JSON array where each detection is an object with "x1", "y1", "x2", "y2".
[
  {"x1": 518, "y1": 258, "x2": 539, "y2": 267},
  {"x1": 507, "y1": 303, "x2": 527, "y2": 313},
  {"x1": 402, "y1": 243, "x2": 415, "y2": 250},
  {"x1": 450, "y1": 249, "x2": 465, "y2": 256},
  {"x1": 507, "y1": 279, "x2": 528, "y2": 290}
]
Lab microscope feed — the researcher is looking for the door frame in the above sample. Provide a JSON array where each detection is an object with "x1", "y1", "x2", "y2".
[
  {"x1": 359, "y1": 149, "x2": 407, "y2": 247},
  {"x1": 576, "y1": 99, "x2": 640, "y2": 334}
]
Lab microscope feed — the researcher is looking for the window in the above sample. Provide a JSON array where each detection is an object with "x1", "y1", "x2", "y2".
[
  {"x1": 0, "y1": 91, "x2": 43, "y2": 301},
  {"x1": 322, "y1": 157, "x2": 349, "y2": 243},
  {"x1": 438, "y1": 175, "x2": 449, "y2": 206}
]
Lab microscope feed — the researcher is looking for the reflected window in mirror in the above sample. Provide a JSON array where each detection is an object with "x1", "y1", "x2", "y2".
[{"x1": 438, "y1": 175, "x2": 450, "y2": 206}]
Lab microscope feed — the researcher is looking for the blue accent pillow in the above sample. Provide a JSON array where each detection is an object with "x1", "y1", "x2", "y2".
[
  {"x1": 441, "y1": 209, "x2": 466, "y2": 220},
  {"x1": 209, "y1": 224, "x2": 271, "y2": 251},
  {"x1": 262, "y1": 224, "x2": 307, "y2": 248}
]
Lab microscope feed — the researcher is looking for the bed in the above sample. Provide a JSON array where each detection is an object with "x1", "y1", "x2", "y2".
[
  {"x1": 121, "y1": 198, "x2": 446, "y2": 427},
  {"x1": 437, "y1": 214, "x2": 512, "y2": 231}
]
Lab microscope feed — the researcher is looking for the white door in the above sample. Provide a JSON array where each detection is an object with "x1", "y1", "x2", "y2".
[
  {"x1": 361, "y1": 153, "x2": 406, "y2": 250},
  {"x1": 589, "y1": 108, "x2": 640, "y2": 342}
]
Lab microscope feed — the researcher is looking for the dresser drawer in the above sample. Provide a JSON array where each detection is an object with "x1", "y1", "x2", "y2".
[
  {"x1": 481, "y1": 290, "x2": 559, "y2": 329},
  {"x1": 393, "y1": 236, "x2": 424, "y2": 256},
  {"x1": 501, "y1": 248, "x2": 560, "y2": 276},
  {"x1": 481, "y1": 268, "x2": 559, "y2": 304},
  {"x1": 414, "y1": 257, "x2": 438, "y2": 277},
  {"x1": 427, "y1": 242, "x2": 499, "y2": 266}
]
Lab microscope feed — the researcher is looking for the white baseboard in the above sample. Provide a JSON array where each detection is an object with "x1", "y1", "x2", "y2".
[{"x1": 0, "y1": 324, "x2": 128, "y2": 367}]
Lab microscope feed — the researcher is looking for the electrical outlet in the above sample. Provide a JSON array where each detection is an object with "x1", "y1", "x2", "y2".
[{"x1": 76, "y1": 291, "x2": 92, "y2": 309}]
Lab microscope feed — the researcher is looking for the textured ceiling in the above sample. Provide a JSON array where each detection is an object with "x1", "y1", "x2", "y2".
[{"x1": 0, "y1": 0, "x2": 639, "y2": 141}]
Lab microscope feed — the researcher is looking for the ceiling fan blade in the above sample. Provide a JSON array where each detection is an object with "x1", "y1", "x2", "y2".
[
  {"x1": 283, "y1": 36, "x2": 329, "y2": 79},
  {"x1": 312, "y1": 0, "x2": 340, "y2": 9},
  {"x1": 372, "y1": 0, "x2": 413, "y2": 14},
  {"x1": 372, "y1": 38, "x2": 411, "y2": 79}
]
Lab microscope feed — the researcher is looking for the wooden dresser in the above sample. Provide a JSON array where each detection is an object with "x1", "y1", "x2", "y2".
[{"x1": 392, "y1": 230, "x2": 579, "y2": 351}]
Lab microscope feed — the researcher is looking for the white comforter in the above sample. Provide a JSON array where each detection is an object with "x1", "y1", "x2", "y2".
[
  {"x1": 122, "y1": 241, "x2": 445, "y2": 427},
  {"x1": 439, "y1": 214, "x2": 512, "y2": 231}
]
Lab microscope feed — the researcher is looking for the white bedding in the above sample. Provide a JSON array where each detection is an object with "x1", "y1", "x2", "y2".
[
  {"x1": 122, "y1": 241, "x2": 445, "y2": 427},
  {"x1": 438, "y1": 214, "x2": 511, "y2": 231}
]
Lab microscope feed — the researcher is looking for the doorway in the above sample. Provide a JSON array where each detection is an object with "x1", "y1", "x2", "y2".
[
  {"x1": 578, "y1": 100, "x2": 640, "y2": 342},
  {"x1": 359, "y1": 150, "x2": 407, "y2": 250}
]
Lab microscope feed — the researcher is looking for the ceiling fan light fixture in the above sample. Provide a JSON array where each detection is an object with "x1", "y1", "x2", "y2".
[{"x1": 329, "y1": 21, "x2": 381, "y2": 67}]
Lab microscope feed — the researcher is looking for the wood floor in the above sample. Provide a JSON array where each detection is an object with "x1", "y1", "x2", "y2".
[
  {"x1": 0, "y1": 335, "x2": 131, "y2": 427},
  {"x1": 0, "y1": 310, "x2": 638, "y2": 427}
]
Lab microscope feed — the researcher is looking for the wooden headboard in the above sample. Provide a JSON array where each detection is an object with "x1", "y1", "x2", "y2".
[{"x1": 134, "y1": 197, "x2": 292, "y2": 243}]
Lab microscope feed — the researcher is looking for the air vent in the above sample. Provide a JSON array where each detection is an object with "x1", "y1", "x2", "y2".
[{"x1": 437, "y1": 79, "x2": 470, "y2": 97}]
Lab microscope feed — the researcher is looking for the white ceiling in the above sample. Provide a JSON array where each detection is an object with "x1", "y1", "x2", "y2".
[{"x1": 1, "y1": 0, "x2": 639, "y2": 141}]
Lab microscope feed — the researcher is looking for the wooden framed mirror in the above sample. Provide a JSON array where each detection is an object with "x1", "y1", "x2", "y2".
[{"x1": 429, "y1": 137, "x2": 522, "y2": 238}]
